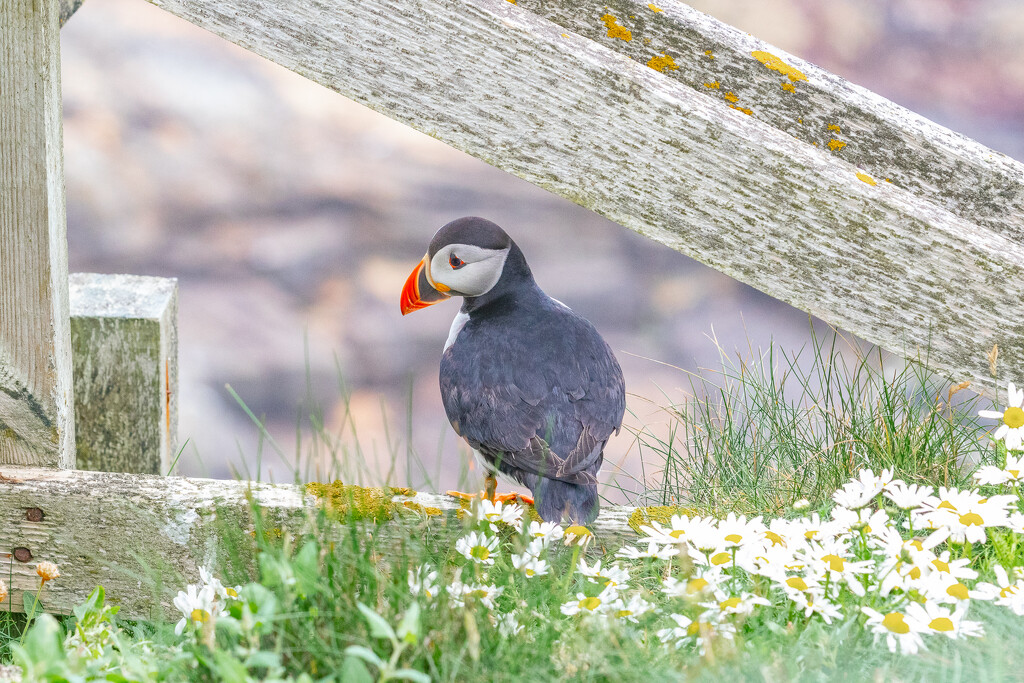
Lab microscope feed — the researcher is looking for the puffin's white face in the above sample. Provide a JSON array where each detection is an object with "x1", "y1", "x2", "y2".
[{"x1": 427, "y1": 243, "x2": 510, "y2": 298}]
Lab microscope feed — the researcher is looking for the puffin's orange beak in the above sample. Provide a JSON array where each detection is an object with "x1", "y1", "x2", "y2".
[{"x1": 401, "y1": 254, "x2": 450, "y2": 315}]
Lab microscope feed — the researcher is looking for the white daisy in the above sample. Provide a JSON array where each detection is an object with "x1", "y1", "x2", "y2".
[
  {"x1": 456, "y1": 531, "x2": 499, "y2": 565},
  {"x1": 408, "y1": 564, "x2": 440, "y2": 600},
  {"x1": 979, "y1": 382, "x2": 1024, "y2": 450},
  {"x1": 560, "y1": 584, "x2": 619, "y2": 617},
  {"x1": 656, "y1": 613, "x2": 694, "y2": 648},
  {"x1": 861, "y1": 607, "x2": 927, "y2": 655},
  {"x1": 173, "y1": 584, "x2": 220, "y2": 636}
]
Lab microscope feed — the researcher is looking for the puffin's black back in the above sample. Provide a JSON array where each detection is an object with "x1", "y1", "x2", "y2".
[{"x1": 438, "y1": 231, "x2": 625, "y2": 523}]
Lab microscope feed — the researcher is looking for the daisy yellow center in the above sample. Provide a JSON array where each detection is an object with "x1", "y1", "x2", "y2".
[
  {"x1": 947, "y1": 583, "x2": 969, "y2": 600},
  {"x1": 1004, "y1": 406, "x2": 1024, "y2": 429},
  {"x1": 615, "y1": 609, "x2": 632, "y2": 618},
  {"x1": 938, "y1": 500, "x2": 957, "y2": 511},
  {"x1": 670, "y1": 529, "x2": 686, "y2": 539},
  {"x1": 932, "y1": 559, "x2": 950, "y2": 573},
  {"x1": 468, "y1": 589, "x2": 489, "y2": 600},
  {"x1": 724, "y1": 533, "x2": 743, "y2": 544},
  {"x1": 226, "y1": 587, "x2": 238, "y2": 597},
  {"x1": 786, "y1": 577, "x2": 808, "y2": 591},
  {"x1": 711, "y1": 552, "x2": 732, "y2": 566},
  {"x1": 1010, "y1": 470, "x2": 1021, "y2": 479},
  {"x1": 565, "y1": 526, "x2": 592, "y2": 537},
  {"x1": 719, "y1": 597, "x2": 741, "y2": 610},
  {"x1": 190, "y1": 609, "x2": 210, "y2": 623},
  {"x1": 909, "y1": 540, "x2": 924, "y2": 551},
  {"x1": 471, "y1": 546, "x2": 491, "y2": 561},
  {"x1": 929, "y1": 617, "x2": 955, "y2": 632},
  {"x1": 804, "y1": 530, "x2": 819, "y2": 540},
  {"x1": 765, "y1": 531, "x2": 784, "y2": 546},
  {"x1": 579, "y1": 597, "x2": 601, "y2": 611},
  {"x1": 882, "y1": 612, "x2": 910, "y2": 634},
  {"x1": 687, "y1": 622, "x2": 701, "y2": 636},
  {"x1": 1000, "y1": 586, "x2": 1018, "y2": 599},
  {"x1": 959, "y1": 512, "x2": 984, "y2": 526},
  {"x1": 822, "y1": 554, "x2": 845, "y2": 572},
  {"x1": 909, "y1": 566, "x2": 922, "y2": 580},
  {"x1": 525, "y1": 568, "x2": 536, "y2": 577},
  {"x1": 687, "y1": 578, "x2": 709, "y2": 594}
]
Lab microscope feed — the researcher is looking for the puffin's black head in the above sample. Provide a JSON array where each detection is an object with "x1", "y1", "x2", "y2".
[{"x1": 401, "y1": 217, "x2": 530, "y2": 314}]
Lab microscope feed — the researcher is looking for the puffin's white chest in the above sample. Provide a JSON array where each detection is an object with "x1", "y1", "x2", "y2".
[{"x1": 444, "y1": 310, "x2": 471, "y2": 352}]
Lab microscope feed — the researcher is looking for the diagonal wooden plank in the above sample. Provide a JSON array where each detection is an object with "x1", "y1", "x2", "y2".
[
  {"x1": 0, "y1": 0, "x2": 75, "y2": 468},
  {"x1": 59, "y1": 0, "x2": 84, "y2": 25},
  {"x1": 124, "y1": 0, "x2": 1024, "y2": 393}
]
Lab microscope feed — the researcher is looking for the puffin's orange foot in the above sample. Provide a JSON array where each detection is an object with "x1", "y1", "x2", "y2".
[
  {"x1": 446, "y1": 489, "x2": 485, "y2": 501},
  {"x1": 497, "y1": 492, "x2": 534, "y2": 505}
]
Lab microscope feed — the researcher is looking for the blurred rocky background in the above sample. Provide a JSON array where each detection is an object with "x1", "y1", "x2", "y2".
[{"x1": 58, "y1": 0, "x2": 1023, "y2": 498}]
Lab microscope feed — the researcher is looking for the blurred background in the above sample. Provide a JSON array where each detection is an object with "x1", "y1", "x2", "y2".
[{"x1": 58, "y1": 0, "x2": 1024, "y2": 498}]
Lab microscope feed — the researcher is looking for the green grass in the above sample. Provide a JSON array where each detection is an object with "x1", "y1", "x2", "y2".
[
  {"x1": 4, "y1": 330, "x2": 1023, "y2": 682},
  {"x1": 626, "y1": 327, "x2": 990, "y2": 514}
]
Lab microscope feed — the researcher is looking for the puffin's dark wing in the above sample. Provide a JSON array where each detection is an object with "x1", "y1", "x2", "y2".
[{"x1": 440, "y1": 299, "x2": 625, "y2": 484}]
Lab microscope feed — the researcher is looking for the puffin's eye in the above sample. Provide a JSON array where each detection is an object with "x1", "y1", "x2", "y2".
[{"x1": 449, "y1": 254, "x2": 466, "y2": 269}]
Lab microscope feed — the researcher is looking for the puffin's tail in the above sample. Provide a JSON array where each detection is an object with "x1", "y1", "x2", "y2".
[{"x1": 533, "y1": 479, "x2": 599, "y2": 525}]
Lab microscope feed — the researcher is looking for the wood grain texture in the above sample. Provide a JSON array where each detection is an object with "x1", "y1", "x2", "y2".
[
  {"x1": 69, "y1": 273, "x2": 178, "y2": 474},
  {"x1": 138, "y1": 0, "x2": 1024, "y2": 395},
  {"x1": 0, "y1": 468, "x2": 637, "y2": 619},
  {"x1": 0, "y1": 0, "x2": 75, "y2": 468}
]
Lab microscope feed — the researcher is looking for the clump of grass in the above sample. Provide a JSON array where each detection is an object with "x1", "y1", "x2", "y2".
[{"x1": 628, "y1": 327, "x2": 990, "y2": 514}]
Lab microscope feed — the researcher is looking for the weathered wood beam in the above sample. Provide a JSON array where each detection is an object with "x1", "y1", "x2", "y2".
[
  {"x1": 138, "y1": 0, "x2": 1024, "y2": 394},
  {"x1": 59, "y1": 0, "x2": 84, "y2": 26},
  {"x1": 0, "y1": 0, "x2": 75, "y2": 468},
  {"x1": 69, "y1": 273, "x2": 178, "y2": 474},
  {"x1": 0, "y1": 467, "x2": 636, "y2": 619}
]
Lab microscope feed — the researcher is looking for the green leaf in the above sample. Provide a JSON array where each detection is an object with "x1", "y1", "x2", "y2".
[
  {"x1": 340, "y1": 656, "x2": 376, "y2": 683},
  {"x1": 344, "y1": 645, "x2": 386, "y2": 668},
  {"x1": 22, "y1": 589, "x2": 44, "y2": 621},
  {"x1": 357, "y1": 602, "x2": 396, "y2": 640},
  {"x1": 73, "y1": 585, "x2": 105, "y2": 622},
  {"x1": 392, "y1": 668, "x2": 432, "y2": 683},
  {"x1": 20, "y1": 613, "x2": 65, "y2": 665},
  {"x1": 210, "y1": 650, "x2": 250, "y2": 683},
  {"x1": 397, "y1": 602, "x2": 421, "y2": 645}
]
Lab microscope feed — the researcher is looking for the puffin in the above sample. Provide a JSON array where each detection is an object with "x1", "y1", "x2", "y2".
[{"x1": 400, "y1": 217, "x2": 626, "y2": 524}]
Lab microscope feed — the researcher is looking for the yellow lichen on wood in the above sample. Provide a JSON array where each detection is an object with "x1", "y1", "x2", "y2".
[
  {"x1": 828, "y1": 123, "x2": 841, "y2": 133},
  {"x1": 781, "y1": 81, "x2": 796, "y2": 93},
  {"x1": 729, "y1": 104, "x2": 753, "y2": 115},
  {"x1": 306, "y1": 481, "x2": 396, "y2": 522},
  {"x1": 704, "y1": 49, "x2": 715, "y2": 60},
  {"x1": 828, "y1": 139, "x2": 847, "y2": 151},
  {"x1": 647, "y1": 53, "x2": 678, "y2": 72},
  {"x1": 402, "y1": 501, "x2": 443, "y2": 516},
  {"x1": 703, "y1": 81, "x2": 720, "y2": 89},
  {"x1": 389, "y1": 486, "x2": 417, "y2": 496},
  {"x1": 723, "y1": 91, "x2": 738, "y2": 103},
  {"x1": 856, "y1": 171, "x2": 877, "y2": 186},
  {"x1": 751, "y1": 50, "x2": 806, "y2": 82},
  {"x1": 648, "y1": 3, "x2": 662, "y2": 12},
  {"x1": 627, "y1": 506, "x2": 699, "y2": 534},
  {"x1": 600, "y1": 14, "x2": 632, "y2": 41}
]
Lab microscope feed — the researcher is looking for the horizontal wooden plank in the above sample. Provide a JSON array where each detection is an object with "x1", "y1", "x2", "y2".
[
  {"x1": 0, "y1": 467, "x2": 636, "y2": 619},
  {"x1": 1, "y1": 0, "x2": 75, "y2": 468},
  {"x1": 127, "y1": 0, "x2": 1024, "y2": 395}
]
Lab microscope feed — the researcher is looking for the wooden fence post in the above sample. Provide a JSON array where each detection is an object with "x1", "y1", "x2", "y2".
[
  {"x1": 69, "y1": 273, "x2": 178, "y2": 475},
  {"x1": 0, "y1": 0, "x2": 75, "y2": 469}
]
